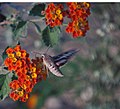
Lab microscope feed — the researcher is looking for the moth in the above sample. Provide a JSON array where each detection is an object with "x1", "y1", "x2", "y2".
[{"x1": 40, "y1": 49, "x2": 79, "y2": 77}]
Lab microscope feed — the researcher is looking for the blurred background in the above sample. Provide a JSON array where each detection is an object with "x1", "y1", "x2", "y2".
[{"x1": 0, "y1": 2, "x2": 120, "y2": 109}]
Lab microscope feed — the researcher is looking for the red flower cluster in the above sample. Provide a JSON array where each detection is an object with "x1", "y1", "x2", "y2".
[
  {"x1": 45, "y1": 2, "x2": 91, "y2": 38},
  {"x1": 66, "y1": 2, "x2": 90, "y2": 37},
  {"x1": 45, "y1": 3, "x2": 64, "y2": 27},
  {"x1": 4, "y1": 44, "x2": 47, "y2": 102}
]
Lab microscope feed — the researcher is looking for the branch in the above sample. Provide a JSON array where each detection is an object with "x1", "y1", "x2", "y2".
[
  {"x1": 0, "y1": 17, "x2": 45, "y2": 26},
  {"x1": 0, "y1": 21, "x2": 12, "y2": 26}
]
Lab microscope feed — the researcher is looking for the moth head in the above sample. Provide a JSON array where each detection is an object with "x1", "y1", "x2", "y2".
[
  {"x1": 41, "y1": 54, "x2": 45, "y2": 59},
  {"x1": 41, "y1": 54, "x2": 50, "y2": 61}
]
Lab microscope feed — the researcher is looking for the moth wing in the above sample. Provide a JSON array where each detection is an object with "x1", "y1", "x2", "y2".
[
  {"x1": 53, "y1": 49, "x2": 79, "y2": 67},
  {"x1": 55, "y1": 59, "x2": 67, "y2": 67}
]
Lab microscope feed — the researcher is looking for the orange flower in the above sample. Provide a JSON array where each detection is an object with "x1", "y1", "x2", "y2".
[
  {"x1": 21, "y1": 50, "x2": 27, "y2": 58},
  {"x1": 6, "y1": 47, "x2": 14, "y2": 54},
  {"x1": 24, "y1": 80, "x2": 31, "y2": 86},
  {"x1": 17, "y1": 72, "x2": 27, "y2": 79},
  {"x1": 9, "y1": 92, "x2": 20, "y2": 101},
  {"x1": 26, "y1": 87, "x2": 32, "y2": 93},
  {"x1": 14, "y1": 45, "x2": 21, "y2": 52},
  {"x1": 15, "y1": 60, "x2": 22, "y2": 68},
  {"x1": 4, "y1": 44, "x2": 49, "y2": 102},
  {"x1": 22, "y1": 67, "x2": 28, "y2": 74},
  {"x1": 20, "y1": 93, "x2": 29, "y2": 102},
  {"x1": 9, "y1": 80, "x2": 20, "y2": 90},
  {"x1": 8, "y1": 65, "x2": 15, "y2": 71},
  {"x1": 45, "y1": 3, "x2": 64, "y2": 27},
  {"x1": 66, "y1": 2, "x2": 90, "y2": 38},
  {"x1": 4, "y1": 58, "x2": 13, "y2": 67},
  {"x1": 66, "y1": 20, "x2": 89, "y2": 37}
]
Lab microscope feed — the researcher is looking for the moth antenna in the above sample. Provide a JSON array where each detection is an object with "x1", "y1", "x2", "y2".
[
  {"x1": 76, "y1": 49, "x2": 80, "y2": 53},
  {"x1": 45, "y1": 45, "x2": 51, "y2": 54}
]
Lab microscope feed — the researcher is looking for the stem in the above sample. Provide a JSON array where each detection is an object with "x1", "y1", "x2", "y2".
[
  {"x1": 0, "y1": 17, "x2": 45, "y2": 26},
  {"x1": 0, "y1": 21, "x2": 12, "y2": 26},
  {"x1": 62, "y1": 23, "x2": 68, "y2": 26},
  {"x1": 29, "y1": 17, "x2": 45, "y2": 22}
]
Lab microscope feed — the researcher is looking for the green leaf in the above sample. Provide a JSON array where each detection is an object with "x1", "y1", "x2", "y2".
[
  {"x1": 33, "y1": 22, "x2": 41, "y2": 35},
  {"x1": 13, "y1": 21, "x2": 28, "y2": 39},
  {"x1": 42, "y1": 26, "x2": 50, "y2": 46},
  {"x1": 49, "y1": 27, "x2": 60, "y2": 46},
  {"x1": 0, "y1": 73, "x2": 13, "y2": 101},
  {"x1": 29, "y1": 3, "x2": 45, "y2": 17},
  {"x1": 57, "y1": 26, "x2": 62, "y2": 33},
  {"x1": 2, "y1": 46, "x2": 9, "y2": 62},
  {"x1": 42, "y1": 26, "x2": 59, "y2": 47}
]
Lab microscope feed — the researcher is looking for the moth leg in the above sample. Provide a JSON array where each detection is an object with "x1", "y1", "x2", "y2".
[
  {"x1": 44, "y1": 64, "x2": 49, "y2": 78},
  {"x1": 47, "y1": 68, "x2": 49, "y2": 78}
]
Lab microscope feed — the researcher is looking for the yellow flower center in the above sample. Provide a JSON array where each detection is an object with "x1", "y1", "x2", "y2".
[
  {"x1": 25, "y1": 94, "x2": 29, "y2": 99},
  {"x1": 56, "y1": 9, "x2": 61, "y2": 15},
  {"x1": 31, "y1": 67, "x2": 36, "y2": 72},
  {"x1": 31, "y1": 73, "x2": 37, "y2": 78},
  {"x1": 27, "y1": 75, "x2": 30, "y2": 80},
  {"x1": 8, "y1": 53, "x2": 14, "y2": 58},
  {"x1": 84, "y1": 2, "x2": 90, "y2": 8},
  {"x1": 22, "y1": 84, "x2": 27, "y2": 90},
  {"x1": 16, "y1": 51, "x2": 21, "y2": 57},
  {"x1": 12, "y1": 57, "x2": 17, "y2": 62},
  {"x1": 18, "y1": 90, "x2": 24, "y2": 97},
  {"x1": 52, "y1": 14, "x2": 57, "y2": 20},
  {"x1": 58, "y1": 14, "x2": 63, "y2": 20}
]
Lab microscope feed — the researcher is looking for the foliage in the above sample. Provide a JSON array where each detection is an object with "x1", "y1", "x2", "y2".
[
  {"x1": 29, "y1": 3, "x2": 46, "y2": 17},
  {"x1": 42, "y1": 26, "x2": 60, "y2": 46},
  {"x1": 0, "y1": 73, "x2": 12, "y2": 101},
  {"x1": 13, "y1": 20, "x2": 28, "y2": 38}
]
